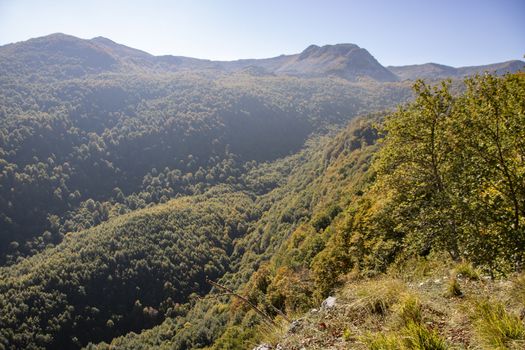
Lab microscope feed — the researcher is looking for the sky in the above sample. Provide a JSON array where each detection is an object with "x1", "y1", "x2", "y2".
[{"x1": 0, "y1": 0, "x2": 523, "y2": 67}]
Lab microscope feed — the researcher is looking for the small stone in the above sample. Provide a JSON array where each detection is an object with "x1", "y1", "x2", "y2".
[
  {"x1": 252, "y1": 344, "x2": 272, "y2": 350},
  {"x1": 321, "y1": 296, "x2": 337, "y2": 310},
  {"x1": 288, "y1": 319, "x2": 302, "y2": 333}
]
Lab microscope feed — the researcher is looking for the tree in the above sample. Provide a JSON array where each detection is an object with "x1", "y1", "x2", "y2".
[
  {"x1": 453, "y1": 73, "x2": 525, "y2": 269},
  {"x1": 374, "y1": 73, "x2": 525, "y2": 271},
  {"x1": 375, "y1": 80, "x2": 460, "y2": 259}
]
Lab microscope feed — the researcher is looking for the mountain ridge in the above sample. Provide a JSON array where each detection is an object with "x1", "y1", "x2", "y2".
[
  {"x1": 389, "y1": 59, "x2": 525, "y2": 80},
  {"x1": 2, "y1": 33, "x2": 522, "y2": 82}
]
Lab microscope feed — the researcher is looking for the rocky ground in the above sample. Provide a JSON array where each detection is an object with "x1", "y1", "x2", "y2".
[{"x1": 252, "y1": 260, "x2": 525, "y2": 349}]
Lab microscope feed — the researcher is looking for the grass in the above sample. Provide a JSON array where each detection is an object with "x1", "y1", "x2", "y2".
[
  {"x1": 388, "y1": 254, "x2": 452, "y2": 282},
  {"x1": 342, "y1": 328, "x2": 353, "y2": 342},
  {"x1": 445, "y1": 277, "x2": 463, "y2": 298},
  {"x1": 271, "y1": 259, "x2": 525, "y2": 350},
  {"x1": 403, "y1": 321, "x2": 448, "y2": 350},
  {"x1": 361, "y1": 286, "x2": 448, "y2": 349},
  {"x1": 364, "y1": 322, "x2": 447, "y2": 350},
  {"x1": 472, "y1": 299, "x2": 525, "y2": 349},
  {"x1": 454, "y1": 262, "x2": 480, "y2": 280},
  {"x1": 511, "y1": 273, "x2": 525, "y2": 306},
  {"x1": 395, "y1": 294, "x2": 423, "y2": 326},
  {"x1": 257, "y1": 316, "x2": 290, "y2": 346},
  {"x1": 365, "y1": 333, "x2": 402, "y2": 350},
  {"x1": 350, "y1": 278, "x2": 407, "y2": 315}
]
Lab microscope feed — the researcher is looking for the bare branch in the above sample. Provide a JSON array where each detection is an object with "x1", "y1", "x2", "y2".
[{"x1": 206, "y1": 278, "x2": 278, "y2": 326}]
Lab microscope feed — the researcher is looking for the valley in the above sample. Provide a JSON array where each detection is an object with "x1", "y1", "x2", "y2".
[{"x1": 0, "y1": 33, "x2": 523, "y2": 350}]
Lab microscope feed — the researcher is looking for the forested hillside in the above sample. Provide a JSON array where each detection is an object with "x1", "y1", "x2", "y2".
[
  {"x1": 0, "y1": 34, "x2": 414, "y2": 264},
  {"x1": 0, "y1": 33, "x2": 523, "y2": 350},
  {"x1": 87, "y1": 72, "x2": 524, "y2": 350}
]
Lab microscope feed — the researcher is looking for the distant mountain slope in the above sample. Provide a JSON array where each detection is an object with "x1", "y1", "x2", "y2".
[
  {"x1": 0, "y1": 33, "x2": 118, "y2": 79},
  {"x1": 1, "y1": 33, "x2": 521, "y2": 82},
  {"x1": 0, "y1": 34, "x2": 399, "y2": 81},
  {"x1": 272, "y1": 44, "x2": 399, "y2": 81},
  {"x1": 389, "y1": 60, "x2": 524, "y2": 80}
]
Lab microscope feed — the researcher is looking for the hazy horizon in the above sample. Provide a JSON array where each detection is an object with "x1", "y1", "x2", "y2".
[{"x1": 0, "y1": 0, "x2": 524, "y2": 67}]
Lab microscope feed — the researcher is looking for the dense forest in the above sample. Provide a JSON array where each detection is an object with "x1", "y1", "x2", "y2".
[
  {"x1": 0, "y1": 67, "x2": 411, "y2": 264},
  {"x1": 0, "y1": 34, "x2": 524, "y2": 350},
  {"x1": 84, "y1": 72, "x2": 525, "y2": 350}
]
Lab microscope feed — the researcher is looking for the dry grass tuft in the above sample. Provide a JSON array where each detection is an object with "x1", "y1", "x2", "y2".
[
  {"x1": 445, "y1": 277, "x2": 463, "y2": 298},
  {"x1": 454, "y1": 262, "x2": 480, "y2": 280},
  {"x1": 395, "y1": 294, "x2": 423, "y2": 326},
  {"x1": 363, "y1": 322, "x2": 447, "y2": 350},
  {"x1": 348, "y1": 278, "x2": 407, "y2": 315},
  {"x1": 471, "y1": 299, "x2": 525, "y2": 349}
]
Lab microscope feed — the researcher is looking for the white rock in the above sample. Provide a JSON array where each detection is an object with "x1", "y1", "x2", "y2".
[
  {"x1": 252, "y1": 344, "x2": 272, "y2": 350},
  {"x1": 288, "y1": 319, "x2": 302, "y2": 333},
  {"x1": 321, "y1": 296, "x2": 337, "y2": 310}
]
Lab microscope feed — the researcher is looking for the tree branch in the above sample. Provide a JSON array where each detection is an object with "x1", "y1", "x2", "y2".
[{"x1": 205, "y1": 278, "x2": 277, "y2": 326}]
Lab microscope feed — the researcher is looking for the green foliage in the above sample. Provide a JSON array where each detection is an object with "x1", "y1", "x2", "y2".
[
  {"x1": 122, "y1": 74, "x2": 523, "y2": 350},
  {"x1": 209, "y1": 325, "x2": 256, "y2": 350},
  {"x1": 0, "y1": 65, "x2": 410, "y2": 264},
  {"x1": 312, "y1": 204, "x2": 342, "y2": 231},
  {"x1": 2, "y1": 69, "x2": 524, "y2": 350},
  {"x1": 375, "y1": 73, "x2": 525, "y2": 272},
  {"x1": 0, "y1": 187, "x2": 255, "y2": 349}
]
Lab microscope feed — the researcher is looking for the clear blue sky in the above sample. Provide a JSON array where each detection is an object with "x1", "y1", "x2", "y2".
[{"x1": 0, "y1": 0, "x2": 523, "y2": 66}]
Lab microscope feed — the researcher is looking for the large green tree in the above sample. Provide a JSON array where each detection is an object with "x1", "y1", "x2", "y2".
[{"x1": 375, "y1": 73, "x2": 525, "y2": 272}]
